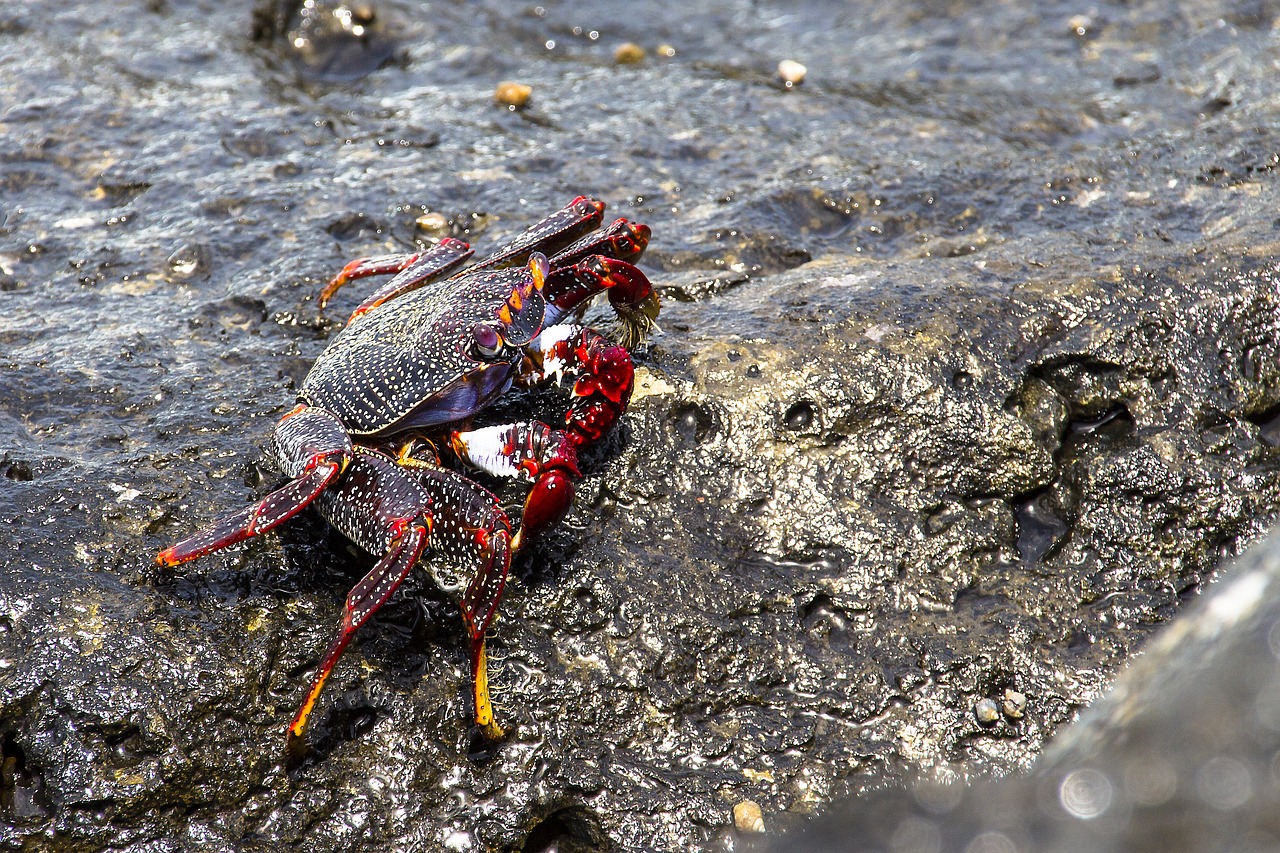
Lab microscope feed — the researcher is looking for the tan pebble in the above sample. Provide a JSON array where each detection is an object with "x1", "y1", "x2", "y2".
[
  {"x1": 734, "y1": 800, "x2": 765, "y2": 833},
  {"x1": 656, "y1": 44, "x2": 676, "y2": 58},
  {"x1": 415, "y1": 212, "x2": 448, "y2": 233},
  {"x1": 494, "y1": 81, "x2": 532, "y2": 109},
  {"x1": 614, "y1": 42, "x2": 645, "y2": 64},
  {"x1": 777, "y1": 59, "x2": 807, "y2": 87}
]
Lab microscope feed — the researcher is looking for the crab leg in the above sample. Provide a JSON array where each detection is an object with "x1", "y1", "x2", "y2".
[
  {"x1": 156, "y1": 405, "x2": 353, "y2": 567},
  {"x1": 394, "y1": 453, "x2": 515, "y2": 739},
  {"x1": 468, "y1": 195, "x2": 606, "y2": 273},
  {"x1": 548, "y1": 217, "x2": 650, "y2": 269},
  {"x1": 318, "y1": 237, "x2": 473, "y2": 313},
  {"x1": 284, "y1": 447, "x2": 437, "y2": 743},
  {"x1": 289, "y1": 514, "x2": 433, "y2": 741}
]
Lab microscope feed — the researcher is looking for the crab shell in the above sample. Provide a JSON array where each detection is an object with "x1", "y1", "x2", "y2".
[{"x1": 301, "y1": 258, "x2": 549, "y2": 439}]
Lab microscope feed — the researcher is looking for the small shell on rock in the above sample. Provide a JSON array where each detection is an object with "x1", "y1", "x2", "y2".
[
  {"x1": 415, "y1": 212, "x2": 448, "y2": 234},
  {"x1": 734, "y1": 800, "x2": 765, "y2": 833},
  {"x1": 656, "y1": 44, "x2": 676, "y2": 58},
  {"x1": 494, "y1": 81, "x2": 532, "y2": 110},
  {"x1": 1068, "y1": 14, "x2": 1092, "y2": 36},
  {"x1": 975, "y1": 698, "x2": 1000, "y2": 725},
  {"x1": 777, "y1": 59, "x2": 807, "y2": 88},
  {"x1": 614, "y1": 42, "x2": 645, "y2": 64},
  {"x1": 1003, "y1": 689, "x2": 1027, "y2": 719}
]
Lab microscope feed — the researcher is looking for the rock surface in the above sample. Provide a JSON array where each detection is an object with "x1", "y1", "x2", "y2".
[
  {"x1": 771, "y1": 529, "x2": 1280, "y2": 853},
  {"x1": 1, "y1": 0, "x2": 1279, "y2": 850}
]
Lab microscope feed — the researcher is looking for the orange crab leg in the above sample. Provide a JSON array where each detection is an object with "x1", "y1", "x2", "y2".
[
  {"x1": 460, "y1": 525, "x2": 513, "y2": 739},
  {"x1": 471, "y1": 638, "x2": 502, "y2": 739},
  {"x1": 318, "y1": 237, "x2": 473, "y2": 314},
  {"x1": 395, "y1": 455, "x2": 515, "y2": 740}
]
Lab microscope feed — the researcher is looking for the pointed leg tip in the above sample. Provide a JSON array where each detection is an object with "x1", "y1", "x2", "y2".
[
  {"x1": 466, "y1": 721, "x2": 508, "y2": 764},
  {"x1": 284, "y1": 729, "x2": 312, "y2": 768},
  {"x1": 478, "y1": 718, "x2": 507, "y2": 741},
  {"x1": 155, "y1": 547, "x2": 187, "y2": 568}
]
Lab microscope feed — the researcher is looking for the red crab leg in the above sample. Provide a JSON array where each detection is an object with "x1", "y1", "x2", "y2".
[
  {"x1": 393, "y1": 450, "x2": 514, "y2": 739},
  {"x1": 289, "y1": 512, "x2": 432, "y2": 742},
  {"x1": 156, "y1": 405, "x2": 352, "y2": 567},
  {"x1": 450, "y1": 421, "x2": 581, "y2": 554},
  {"x1": 286, "y1": 447, "x2": 438, "y2": 743},
  {"x1": 318, "y1": 237, "x2": 473, "y2": 312},
  {"x1": 467, "y1": 196, "x2": 606, "y2": 273},
  {"x1": 548, "y1": 217, "x2": 650, "y2": 269}
]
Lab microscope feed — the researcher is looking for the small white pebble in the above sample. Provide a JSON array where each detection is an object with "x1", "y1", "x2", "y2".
[
  {"x1": 777, "y1": 59, "x2": 807, "y2": 87},
  {"x1": 734, "y1": 800, "x2": 765, "y2": 833}
]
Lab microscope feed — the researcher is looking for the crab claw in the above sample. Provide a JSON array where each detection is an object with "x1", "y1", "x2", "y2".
[{"x1": 583, "y1": 256, "x2": 661, "y2": 347}]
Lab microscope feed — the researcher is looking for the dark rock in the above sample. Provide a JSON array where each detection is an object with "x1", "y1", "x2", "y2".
[
  {"x1": 252, "y1": 0, "x2": 401, "y2": 81},
  {"x1": 1, "y1": 0, "x2": 1280, "y2": 850}
]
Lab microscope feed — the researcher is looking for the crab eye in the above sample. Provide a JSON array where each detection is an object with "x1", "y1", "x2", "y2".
[{"x1": 471, "y1": 322, "x2": 505, "y2": 358}]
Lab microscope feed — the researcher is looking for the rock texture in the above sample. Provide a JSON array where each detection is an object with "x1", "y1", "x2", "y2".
[{"x1": 1, "y1": 0, "x2": 1279, "y2": 850}]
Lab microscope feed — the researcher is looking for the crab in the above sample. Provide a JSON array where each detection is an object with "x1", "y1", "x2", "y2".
[{"x1": 157, "y1": 196, "x2": 658, "y2": 746}]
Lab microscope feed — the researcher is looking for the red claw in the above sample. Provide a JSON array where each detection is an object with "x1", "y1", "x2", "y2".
[
  {"x1": 513, "y1": 469, "x2": 575, "y2": 553},
  {"x1": 585, "y1": 256, "x2": 653, "y2": 310}
]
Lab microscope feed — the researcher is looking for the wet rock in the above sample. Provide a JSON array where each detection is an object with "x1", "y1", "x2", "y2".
[
  {"x1": 1, "y1": 0, "x2": 1280, "y2": 850},
  {"x1": 253, "y1": 0, "x2": 400, "y2": 81},
  {"x1": 770, "y1": 530, "x2": 1280, "y2": 853}
]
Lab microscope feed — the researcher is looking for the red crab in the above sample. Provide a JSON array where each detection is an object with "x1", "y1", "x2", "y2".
[{"x1": 157, "y1": 196, "x2": 658, "y2": 745}]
